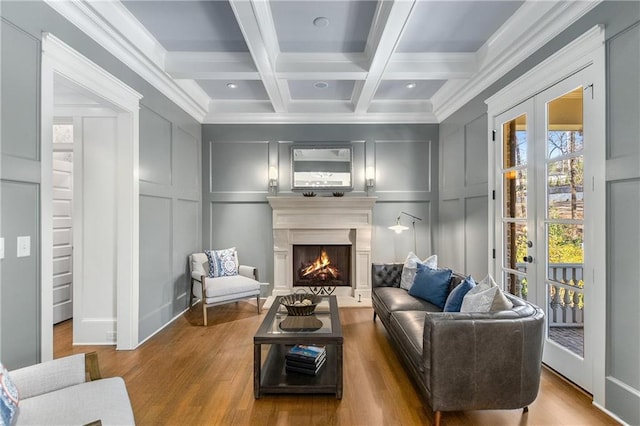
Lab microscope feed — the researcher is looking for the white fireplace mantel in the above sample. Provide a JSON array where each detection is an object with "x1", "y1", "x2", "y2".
[{"x1": 267, "y1": 196, "x2": 376, "y2": 301}]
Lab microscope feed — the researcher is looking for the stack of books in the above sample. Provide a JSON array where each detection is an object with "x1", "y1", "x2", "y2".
[{"x1": 285, "y1": 344, "x2": 326, "y2": 376}]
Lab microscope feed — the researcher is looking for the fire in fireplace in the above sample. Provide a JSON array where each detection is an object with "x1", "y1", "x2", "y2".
[{"x1": 293, "y1": 245, "x2": 351, "y2": 287}]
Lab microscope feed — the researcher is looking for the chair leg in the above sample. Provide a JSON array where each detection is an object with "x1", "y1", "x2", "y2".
[
  {"x1": 256, "y1": 295, "x2": 261, "y2": 313},
  {"x1": 203, "y1": 302, "x2": 208, "y2": 326},
  {"x1": 189, "y1": 281, "x2": 194, "y2": 310},
  {"x1": 434, "y1": 411, "x2": 442, "y2": 426},
  {"x1": 523, "y1": 406, "x2": 529, "y2": 413},
  {"x1": 201, "y1": 278, "x2": 207, "y2": 326},
  {"x1": 373, "y1": 311, "x2": 377, "y2": 322}
]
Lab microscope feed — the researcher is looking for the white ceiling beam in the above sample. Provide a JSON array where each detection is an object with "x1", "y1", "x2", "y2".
[
  {"x1": 229, "y1": 0, "x2": 287, "y2": 113},
  {"x1": 165, "y1": 52, "x2": 260, "y2": 80},
  {"x1": 386, "y1": 53, "x2": 476, "y2": 80},
  {"x1": 353, "y1": 0, "x2": 416, "y2": 114},
  {"x1": 276, "y1": 53, "x2": 368, "y2": 80}
]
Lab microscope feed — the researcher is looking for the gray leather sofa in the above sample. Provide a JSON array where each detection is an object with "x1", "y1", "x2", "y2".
[{"x1": 372, "y1": 263, "x2": 544, "y2": 426}]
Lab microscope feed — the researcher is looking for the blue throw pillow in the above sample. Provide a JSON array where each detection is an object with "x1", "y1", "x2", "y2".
[
  {"x1": 0, "y1": 362, "x2": 19, "y2": 426},
  {"x1": 443, "y1": 275, "x2": 476, "y2": 312},
  {"x1": 204, "y1": 248, "x2": 239, "y2": 278},
  {"x1": 408, "y1": 263, "x2": 453, "y2": 309}
]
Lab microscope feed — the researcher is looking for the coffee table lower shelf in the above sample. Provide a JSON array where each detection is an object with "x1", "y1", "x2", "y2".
[{"x1": 255, "y1": 344, "x2": 342, "y2": 399}]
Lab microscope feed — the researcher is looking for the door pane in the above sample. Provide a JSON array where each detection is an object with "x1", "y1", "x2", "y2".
[
  {"x1": 545, "y1": 87, "x2": 586, "y2": 361},
  {"x1": 504, "y1": 271, "x2": 528, "y2": 299},
  {"x1": 548, "y1": 281, "x2": 584, "y2": 357},
  {"x1": 503, "y1": 114, "x2": 527, "y2": 168},
  {"x1": 547, "y1": 223, "x2": 584, "y2": 266},
  {"x1": 547, "y1": 158, "x2": 584, "y2": 220},
  {"x1": 504, "y1": 169, "x2": 527, "y2": 218},
  {"x1": 504, "y1": 222, "x2": 528, "y2": 274},
  {"x1": 547, "y1": 87, "x2": 583, "y2": 159}
]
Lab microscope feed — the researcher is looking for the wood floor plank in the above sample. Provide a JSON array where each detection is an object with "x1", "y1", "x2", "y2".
[{"x1": 54, "y1": 302, "x2": 618, "y2": 425}]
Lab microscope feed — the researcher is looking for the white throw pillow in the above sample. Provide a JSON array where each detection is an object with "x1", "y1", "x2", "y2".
[
  {"x1": 400, "y1": 252, "x2": 438, "y2": 290},
  {"x1": 460, "y1": 274, "x2": 513, "y2": 312}
]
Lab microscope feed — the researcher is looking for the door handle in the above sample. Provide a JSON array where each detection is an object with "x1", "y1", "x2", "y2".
[{"x1": 523, "y1": 255, "x2": 534, "y2": 263}]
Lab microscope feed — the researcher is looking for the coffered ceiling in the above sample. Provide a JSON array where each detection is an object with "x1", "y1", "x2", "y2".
[{"x1": 47, "y1": 0, "x2": 601, "y2": 124}]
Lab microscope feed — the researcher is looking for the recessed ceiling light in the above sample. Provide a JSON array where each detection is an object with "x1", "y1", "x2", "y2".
[
  {"x1": 313, "y1": 17, "x2": 330, "y2": 28},
  {"x1": 405, "y1": 82, "x2": 417, "y2": 89},
  {"x1": 314, "y1": 81, "x2": 329, "y2": 89},
  {"x1": 226, "y1": 83, "x2": 238, "y2": 89}
]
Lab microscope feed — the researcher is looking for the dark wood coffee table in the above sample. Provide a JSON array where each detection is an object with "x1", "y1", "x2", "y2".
[{"x1": 254, "y1": 295, "x2": 343, "y2": 399}]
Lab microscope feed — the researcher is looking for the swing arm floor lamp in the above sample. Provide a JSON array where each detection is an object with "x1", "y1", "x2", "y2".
[{"x1": 388, "y1": 211, "x2": 423, "y2": 253}]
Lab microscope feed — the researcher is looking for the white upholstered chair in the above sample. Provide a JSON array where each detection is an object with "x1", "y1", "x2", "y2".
[{"x1": 189, "y1": 252, "x2": 261, "y2": 326}]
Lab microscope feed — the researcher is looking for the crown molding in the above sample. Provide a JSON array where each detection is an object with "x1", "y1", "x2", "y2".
[
  {"x1": 486, "y1": 24, "x2": 605, "y2": 115},
  {"x1": 44, "y1": 0, "x2": 209, "y2": 122},
  {"x1": 202, "y1": 111, "x2": 438, "y2": 125},
  {"x1": 42, "y1": 32, "x2": 142, "y2": 111},
  {"x1": 431, "y1": 0, "x2": 602, "y2": 122}
]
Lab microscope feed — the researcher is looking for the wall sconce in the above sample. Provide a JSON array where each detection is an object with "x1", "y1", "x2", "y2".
[
  {"x1": 365, "y1": 166, "x2": 375, "y2": 194},
  {"x1": 388, "y1": 211, "x2": 423, "y2": 253},
  {"x1": 269, "y1": 166, "x2": 278, "y2": 193}
]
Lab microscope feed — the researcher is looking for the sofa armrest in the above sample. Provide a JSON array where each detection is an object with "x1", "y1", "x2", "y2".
[
  {"x1": 239, "y1": 265, "x2": 258, "y2": 280},
  {"x1": 9, "y1": 353, "x2": 88, "y2": 399},
  {"x1": 422, "y1": 307, "x2": 544, "y2": 411}
]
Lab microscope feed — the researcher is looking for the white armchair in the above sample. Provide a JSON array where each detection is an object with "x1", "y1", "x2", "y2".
[
  {"x1": 9, "y1": 352, "x2": 134, "y2": 425},
  {"x1": 189, "y1": 252, "x2": 261, "y2": 326}
]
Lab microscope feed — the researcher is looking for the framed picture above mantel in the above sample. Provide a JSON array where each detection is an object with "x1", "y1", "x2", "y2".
[{"x1": 291, "y1": 145, "x2": 353, "y2": 191}]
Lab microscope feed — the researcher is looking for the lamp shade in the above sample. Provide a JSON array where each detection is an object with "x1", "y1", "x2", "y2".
[{"x1": 388, "y1": 223, "x2": 409, "y2": 234}]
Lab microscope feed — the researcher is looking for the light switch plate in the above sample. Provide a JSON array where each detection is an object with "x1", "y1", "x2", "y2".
[
  {"x1": 0, "y1": 238, "x2": 4, "y2": 259},
  {"x1": 17, "y1": 236, "x2": 30, "y2": 258}
]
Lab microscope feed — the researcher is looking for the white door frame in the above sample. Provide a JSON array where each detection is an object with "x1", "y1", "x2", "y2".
[
  {"x1": 41, "y1": 33, "x2": 142, "y2": 356},
  {"x1": 486, "y1": 25, "x2": 606, "y2": 404}
]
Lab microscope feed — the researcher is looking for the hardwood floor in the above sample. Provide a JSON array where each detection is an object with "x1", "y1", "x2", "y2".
[{"x1": 54, "y1": 302, "x2": 617, "y2": 425}]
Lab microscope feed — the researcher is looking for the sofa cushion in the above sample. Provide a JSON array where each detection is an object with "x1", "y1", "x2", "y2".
[
  {"x1": 193, "y1": 274, "x2": 260, "y2": 300},
  {"x1": 389, "y1": 311, "x2": 428, "y2": 373},
  {"x1": 408, "y1": 264, "x2": 452, "y2": 309},
  {"x1": 400, "y1": 253, "x2": 437, "y2": 290},
  {"x1": 461, "y1": 274, "x2": 513, "y2": 312},
  {"x1": 1, "y1": 362, "x2": 19, "y2": 426},
  {"x1": 16, "y1": 377, "x2": 134, "y2": 426},
  {"x1": 373, "y1": 287, "x2": 442, "y2": 321},
  {"x1": 205, "y1": 247, "x2": 239, "y2": 278},
  {"x1": 443, "y1": 275, "x2": 476, "y2": 312}
]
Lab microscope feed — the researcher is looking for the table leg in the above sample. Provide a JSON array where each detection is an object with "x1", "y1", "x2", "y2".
[
  {"x1": 254, "y1": 343, "x2": 261, "y2": 398},
  {"x1": 336, "y1": 343, "x2": 343, "y2": 399}
]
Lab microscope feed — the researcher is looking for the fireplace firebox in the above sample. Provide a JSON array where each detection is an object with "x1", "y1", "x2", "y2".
[{"x1": 292, "y1": 245, "x2": 351, "y2": 288}]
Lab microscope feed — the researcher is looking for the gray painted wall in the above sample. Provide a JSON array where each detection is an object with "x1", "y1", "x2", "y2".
[
  {"x1": 605, "y1": 20, "x2": 640, "y2": 424},
  {"x1": 202, "y1": 124, "x2": 438, "y2": 294},
  {"x1": 438, "y1": 113, "x2": 489, "y2": 278},
  {"x1": 138, "y1": 106, "x2": 201, "y2": 342},
  {"x1": 1, "y1": 16, "x2": 44, "y2": 369},
  {"x1": 438, "y1": 3, "x2": 640, "y2": 423},
  {"x1": 0, "y1": 0, "x2": 201, "y2": 366}
]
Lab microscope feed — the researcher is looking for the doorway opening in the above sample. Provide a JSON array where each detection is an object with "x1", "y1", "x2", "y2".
[{"x1": 41, "y1": 33, "x2": 142, "y2": 358}]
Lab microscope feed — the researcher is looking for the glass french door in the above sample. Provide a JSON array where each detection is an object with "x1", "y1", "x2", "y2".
[
  {"x1": 495, "y1": 69, "x2": 594, "y2": 392},
  {"x1": 496, "y1": 100, "x2": 535, "y2": 303}
]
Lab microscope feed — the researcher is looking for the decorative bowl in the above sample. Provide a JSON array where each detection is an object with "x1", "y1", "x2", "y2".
[
  {"x1": 280, "y1": 293, "x2": 322, "y2": 316},
  {"x1": 302, "y1": 191, "x2": 316, "y2": 197}
]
